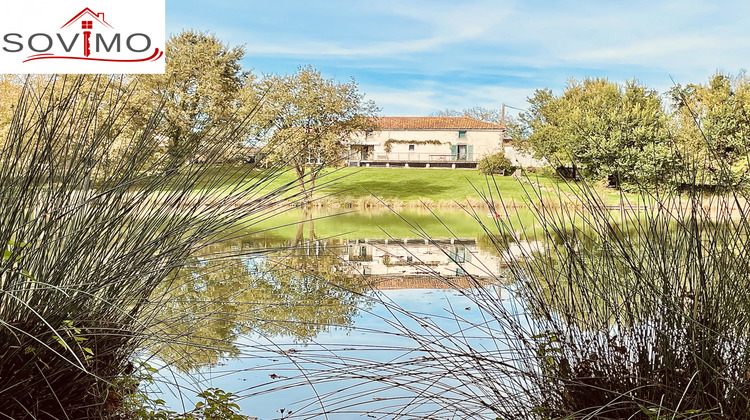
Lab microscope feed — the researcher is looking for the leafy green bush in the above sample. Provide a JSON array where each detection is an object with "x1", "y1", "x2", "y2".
[
  {"x1": 194, "y1": 388, "x2": 245, "y2": 420},
  {"x1": 120, "y1": 363, "x2": 245, "y2": 419},
  {"x1": 477, "y1": 152, "x2": 514, "y2": 175}
]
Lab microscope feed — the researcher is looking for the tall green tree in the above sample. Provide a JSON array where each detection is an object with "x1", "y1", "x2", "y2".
[
  {"x1": 671, "y1": 72, "x2": 750, "y2": 188},
  {"x1": 513, "y1": 78, "x2": 677, "y2": 188},
  {"x1": 4, "y1": 75, "x2": 141, "y2": 181},
  {"x1": 133, "y1": 31, "x2": 252, "y2": 163},
  {"x1": 0, "y1": 76, "x2": 22, "y2": 146},
  {"x1": 258, "y1": 66, "x2": 378, "y2": 202}
]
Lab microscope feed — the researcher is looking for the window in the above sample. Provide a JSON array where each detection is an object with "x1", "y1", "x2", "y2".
[
  {"x1": 458, "y1": 130, "x2": 467, "y2": 138},
  {"x1": 454, "y1": 247, "x2": 466, "y2": 263},
  {"x1": 456, "y1": 144, "x2": 468, "y2": 161},
  {"x1": 82, "y1": 21, "x2": 93, "y2": 30},
  {"x1": 408, "y1": 144, "x2": 415, "y2": 151}
]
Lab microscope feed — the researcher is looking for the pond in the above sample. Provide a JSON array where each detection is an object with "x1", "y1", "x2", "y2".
[
  {"x1": 144, "y1": 202, "x2": 750, "y2": 419},
  {"x1": 147, "y1": 207, "x2": 540, "y2": 419}
]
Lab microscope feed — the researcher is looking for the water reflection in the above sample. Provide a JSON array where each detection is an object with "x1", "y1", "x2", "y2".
[
  {"x1": 344, "y1": 237, "x2": 541, "y2": 282},
  {"x1": 148, "y1": 204, "x2": 750, "y2": 419},
  {"x1": 152, "y1": 237, "x2": 370, "y2": 373},
  {"x1": 149, "y1": 209, "x2": 540, "y2": 417},
  {"x1": 152, "y1": 208, "x2": 534, "y2": 370}
]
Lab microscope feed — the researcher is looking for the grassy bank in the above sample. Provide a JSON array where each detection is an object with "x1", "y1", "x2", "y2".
[
  {"x1": 198, "y1": 165, "x2": 628, "y2": 208},
  {"x1": 313, "y1": 167, "x2": 559, "y2": 206}
]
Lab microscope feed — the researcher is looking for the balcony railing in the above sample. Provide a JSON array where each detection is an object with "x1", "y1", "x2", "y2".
[{"x1": 351, "y1": 152, "x2": 471, "y2": 162}]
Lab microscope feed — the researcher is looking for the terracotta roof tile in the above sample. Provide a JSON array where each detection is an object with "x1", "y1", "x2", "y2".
[{"x1": 372, "y1": 117, "x2": 504, "y2": 130}]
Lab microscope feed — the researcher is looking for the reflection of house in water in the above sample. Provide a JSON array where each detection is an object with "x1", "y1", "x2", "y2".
[
  {"x1": 344, "y1": 238, "x2": 539, "y2": 279},
  {"x1": 346, "y1": 238, "x2": 487, "y2": 278},
  {"x1": 234, "y1": 235, "x2": 540, "y2": 290}
]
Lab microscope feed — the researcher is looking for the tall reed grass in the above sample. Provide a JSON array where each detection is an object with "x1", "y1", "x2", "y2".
[{"x1": 0, "y1": 75, "x2": 303, "y2": 418}]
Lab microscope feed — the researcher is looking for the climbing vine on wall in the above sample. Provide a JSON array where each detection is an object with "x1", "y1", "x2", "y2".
[{"x1": 383, "y1": 139, "x2": 447, "y2": 153}]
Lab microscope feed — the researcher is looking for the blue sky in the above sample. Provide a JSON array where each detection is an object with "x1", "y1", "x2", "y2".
[{"x1": 167, "y1": 0, "x2": 750, "y2": 116}]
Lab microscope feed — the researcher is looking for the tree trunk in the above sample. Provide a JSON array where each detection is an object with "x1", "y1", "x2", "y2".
[
  {"x1": 292, "y1": 208, "x2": 315, "y2": 247},
  {"x1": 293, "y1": 163, "x2": 308, "y2": 204},
  {"x1": 305, "y1": 207, "x2": 316, "y2": 241},
  {"x1": 307, "y1": 170, "x2": 317, "y2": 204},
  {"x1": 293, "y1": 219, "x2": 304, "y2": 247}
]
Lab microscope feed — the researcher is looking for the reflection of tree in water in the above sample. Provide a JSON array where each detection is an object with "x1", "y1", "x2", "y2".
[
  {"x1": 507, "y1": 214, "x2": 750, "y2": 419},
  {"x1": 475, "y1": 232, "x2": 512, "y2": 257},
  {"x1": 518, "y1": 220, "x2": 697, "y2": 327},
  {"x1": 151, "y1": 214, "x2": 369, "y2": 372}
]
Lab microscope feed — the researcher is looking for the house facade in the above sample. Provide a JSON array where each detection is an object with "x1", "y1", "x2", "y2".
[{"x1": 348, "y1": 116, "x2": 542, "y2": 168}]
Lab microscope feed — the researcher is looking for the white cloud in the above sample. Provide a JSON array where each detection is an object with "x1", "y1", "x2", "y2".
[
  {"x1": 168, "y1": 0, "x2": 750, "y2": 115},
  {"x1": 229, "y1": 0, "x2": 512, "y2": 58},
  {"x1": 366, "y1": 89, "x2": 441, "y2": 116}
]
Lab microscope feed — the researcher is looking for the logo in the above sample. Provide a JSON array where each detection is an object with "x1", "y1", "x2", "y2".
[{"x1": 0, "y1": 1, "x2": 165, "y2": 74}]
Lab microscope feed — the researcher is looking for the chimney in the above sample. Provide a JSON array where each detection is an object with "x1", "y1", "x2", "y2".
[{"x1": 98, "y1": 13, "x2": 104, "y2": 20}]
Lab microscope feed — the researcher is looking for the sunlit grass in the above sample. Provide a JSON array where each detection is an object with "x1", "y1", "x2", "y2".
[{"x1": 192, "y1": 165, "x2": 616, "y2": 207}]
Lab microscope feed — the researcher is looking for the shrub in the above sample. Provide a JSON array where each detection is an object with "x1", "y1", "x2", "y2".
[{"x1": 478, "y1": 152, "x2": 514, "y2": 175}]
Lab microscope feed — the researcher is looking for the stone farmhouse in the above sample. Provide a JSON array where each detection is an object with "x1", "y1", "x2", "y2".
[{"x1": 348, "y1": 116, "x2": 542, "y2": 168}]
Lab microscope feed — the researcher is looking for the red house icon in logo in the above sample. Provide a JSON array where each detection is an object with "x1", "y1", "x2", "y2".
[{"x1": 60, "y1": 8, "x2": 113, "y2": 57}]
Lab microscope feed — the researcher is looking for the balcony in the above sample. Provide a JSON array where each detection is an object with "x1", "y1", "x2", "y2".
[{"x1": 348, "y1": 152, "x2": 477, "y2": 168}]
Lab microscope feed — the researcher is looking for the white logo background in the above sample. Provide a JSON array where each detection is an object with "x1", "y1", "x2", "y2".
[{"x1": 0, "y1": 0, "x2": 165, "y2": 73}]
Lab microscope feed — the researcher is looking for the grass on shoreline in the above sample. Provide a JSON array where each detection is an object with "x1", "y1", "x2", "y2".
[{"x1": 194, "y1": 165, "x2": 629, "y2": 208}]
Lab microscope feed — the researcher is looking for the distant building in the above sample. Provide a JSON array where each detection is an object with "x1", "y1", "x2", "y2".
[{"x1": 348, "y1": 116, "x2": 542, "y2": 168}]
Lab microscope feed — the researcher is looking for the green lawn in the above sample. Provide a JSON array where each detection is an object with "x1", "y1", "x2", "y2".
[
  {"x1": 198, "y1": 165, "x2": 604, "y2": 207},
  {"x1": 200, "y1": 165, "x2": 644, "y2": 242},
  {"x1": 313, "y1": 167, "x2": 558, "y2": 205}
]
